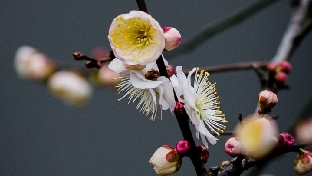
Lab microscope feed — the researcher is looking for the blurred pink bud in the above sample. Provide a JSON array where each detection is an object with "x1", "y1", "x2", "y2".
[
  {"x1": 294, "y1": 149, "x2": 312, "y2": 175},
  {"x1": 27, "y1": 53, "x2": 56, "y2": 81},
  {"x1": 296, "y1": 119, "x2": 312, "y2": 144},
  {"x1": 267, "y1": 62, "x2": 276, "y2": 72},
  {"x1": 258, "y1": 90, "x2": 278, "y2": 113},
  {"x1": 176, "y1": 140, "x2": 190, "y2": 155},
  {"x1": 149, "y1": 145, "x2": 182, "y2": 175},
  {"x1": 276, "y1": 61, "x2": 292, "y2": 74},
  {"x1": 278, "y1": 132, "x2": 294, "y2": 150},
  {"x1": 91, "y1": 47, "x2": 109, "y2": 59},
  {"x1": 275, "y1": 71, "x2": 288, "y2": 82},
  {"x1": 163, "y1": 27, "x2": 181, "y2": 51},
  {"x1": 97, "y1": 64, "x2": 121, "y2": 85},
  {"x1": 224, "y1": 137, "x2": 244, "y2": 157},
  {"x1": 196, "y1": 145, "x2": 209, "y2": 163}
]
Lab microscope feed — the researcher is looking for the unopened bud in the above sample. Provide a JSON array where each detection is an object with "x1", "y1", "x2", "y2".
[
  {"x1": 196, "y1": 145, "x2": 209, "y2": 163},
  {"x1": 163, "y1": 27, "x2": 181, "y2": 51},
  {"x1": 166, "y1": 65, "x2": 176, "y2": 77},
  {"x1": 48, "y1": 71, "x2": 92, "y2": 107},
  {"x1": 276, "y1": 61, "x2": 292, "y2": 73},
  {"x1": 174, "y1": 102, "x2": 185, "y2": 114},
  {"x1": 275, "y1": 71, "x2": 288, "y2": 82},
  {"x1": 176, "y1": 140, "x2": 190, "y2": 155},
  {"x1": 149, "y1": 145, "x2": 182, "y2": 175},
  {"x1": 258, "y1": 90, "x2": 278, "y2": 113},
  {"x1": 267, "y1": 62, "x2": 276, "y2": 72},
  {"x1": 224, "y1": 137, "x2": 244, "y2": 157},
  {"x1": 277, "y1": 132, "x2": 294, "y2": 151},
  {"x1": 294, "y1": 149, "x2": 312, "y2": 175}
]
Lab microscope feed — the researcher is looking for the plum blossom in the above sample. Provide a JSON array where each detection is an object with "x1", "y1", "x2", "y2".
[
  {"x1": 175, "y1": 66, "x2": 227, "y2": 148},
  {"x1": 108, "y1": 11, "x2": 165, "y2": 66}
]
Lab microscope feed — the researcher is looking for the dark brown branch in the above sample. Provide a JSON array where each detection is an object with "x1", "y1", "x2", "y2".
[
  {"x1": 183, "y1": 61, "x2": 268, "y2": 75},
  {"x1": 136, "y1": 0, "x2": 148, "y2": 13},
  {"x1": 208, "y1": 143, "x2": 311, "y2": 176}
]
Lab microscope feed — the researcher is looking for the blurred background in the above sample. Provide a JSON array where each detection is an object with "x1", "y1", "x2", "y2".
[{"x1": 1, "y1": 0, "x2": 312, "y2": 175}]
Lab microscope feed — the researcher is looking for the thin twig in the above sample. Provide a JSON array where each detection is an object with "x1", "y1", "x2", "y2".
[
  {"x1": 183, "y1": 61, "x2": 268, "y2": 75},
  {"x1": 166, "y1": 0, "x2": 280, "y2": 59}
]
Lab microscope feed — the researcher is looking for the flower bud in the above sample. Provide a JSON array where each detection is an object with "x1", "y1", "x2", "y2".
[
  {"x1": 163, "y1": 27, "x2": 181, "y2": 51},
  {"x1": 166, "y1": 65, "x2": 176, "y2": 77},
  {"x1": 275, "y1": 71, "x2": 288, "y2": 82},
  {"x1": 14, "y1": 46, "x2": 56, "y2": 81},
  {"x1": 296, "y1": 119, "x2": 312, "y2": 144},
  {"x1": 174, "y1": 102, "x2": 185, "y2": 114},
  {"x1": 235, "y1": 115, "x2": 278, "y2": 159},
  {"x1": 224, "y1": 137, "x2": 244, "y2": 157},
  {"x1": 294, "y1": 149, "x2": 312, "y2": 175},
  {"x1": 196, "y1": 145, "x2": 209, "y2": 163},
  {"x1": 27, "y1": 53, "x2": 56, "y2": 81},
  {"x1": 276, "y1": 61, "x2": 292, "y2": 74},
  {"x1": 149, "y1": 145, "x2": 182, "y2": 175},
  {"x1": 48, "y1": 71, "x2": 92, "y2": 107},
  {"x1": 176, "y1": 140, "x2": 190, "y2": 155},
  {"x1": 267, "y1": 62, "x2": 276, "y2": 72},
  {"x1": 258, "y1": 90, "x2": 278, "y2": 113},
  {"x1": 277, "y1": 132, "x2": 294, "y2": 151}
]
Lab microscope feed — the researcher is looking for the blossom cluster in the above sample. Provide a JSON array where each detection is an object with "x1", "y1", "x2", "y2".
[{"x1": 107, "y1": 10, "x2": 227, "y2": 149}]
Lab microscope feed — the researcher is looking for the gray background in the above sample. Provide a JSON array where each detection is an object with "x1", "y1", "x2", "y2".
[{"x1": 1, "y1": 0, "x2": 312, "y2": 175}]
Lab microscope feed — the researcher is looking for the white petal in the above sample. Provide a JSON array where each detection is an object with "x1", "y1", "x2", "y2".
[
  {"x1": 108, "y1": 58, "x2": 127, "y2": 73},
  {"x1": 130, "y1": 71, "x2": 163, "y2": 89},
  {"x1": 157, "y1": 77, "x2": 176, "y2": 111}
]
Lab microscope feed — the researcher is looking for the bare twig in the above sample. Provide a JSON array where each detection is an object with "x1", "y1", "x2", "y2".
[
  {"x1": 184, "y1": 61, "x2": 268, "y2": 75},
  {"x1": 166, "y1": 0, "x2": 280, "y2": 59},
  {"x1": 271, "y1": 0, "x2": 312, "y2": 63}
]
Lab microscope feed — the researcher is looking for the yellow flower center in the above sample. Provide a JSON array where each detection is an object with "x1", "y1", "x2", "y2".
[{"x1": 110, "y1": 17, "x2": 157, "y2": 61}]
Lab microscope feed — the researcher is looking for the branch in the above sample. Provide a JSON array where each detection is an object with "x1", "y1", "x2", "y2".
[
  {"x1": 271, "y1": 0, "x2": 312, "y2": 63},
  {"x1": 166, "y1": 0, "x2": 280, "y2": 59},
  {"x1": 183, "y1": 61, "x2": 268, "y2": 75},
  {"x1": 208, "y1": 143, "x2": 312, "y2": 176}
]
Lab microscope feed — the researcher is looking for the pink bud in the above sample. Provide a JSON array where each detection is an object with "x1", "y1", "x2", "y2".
[
  {"x1": 294, "y1": 149, "x2": 312, "y2": 175},
  {"x1": 276, "y1": 61, "x2": 292, "y2": 74},
  {"x1": 166, "y1": 65, "x2": 176, "y2": 77},
  {"x1": 176, "y1": 140, "x2": 191, "y2": 155},
  {"x1": 174, "y1": 102, "x2": 185, "y2": 114},
  {"x1": 267, "y1": 62, "x2": 276, "y2": 72},
  {"x1": 258, "y1": 90, "x2": 278, "y2": 113},
  {"x1": 196, "y1": 145, "x2": 209, "y2": 163},
  {"x1": 224, "y1": 137, "x2": 244, "y2": 157},
  {"x1": 278, "y1": 132, "x2": 294, "y2": 150},
  {"x1": 275, "y1": 71, "x2": 288, "y2": 82},
  {"x1": 163, "y1": 27, "x2": 181, "y2": 51}
]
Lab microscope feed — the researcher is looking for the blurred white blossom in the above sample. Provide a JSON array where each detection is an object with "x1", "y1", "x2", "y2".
[{"x1": 48, "y1": 71, "x2": 92, "y2": 107}]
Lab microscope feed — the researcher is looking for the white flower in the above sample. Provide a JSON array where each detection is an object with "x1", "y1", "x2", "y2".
[
  {"x1": 14, "y1": 46, "x2": 56, "y2": 80},
  {"x1": 14, "y1": 45, "x2": 38, "y2": 78},
  {"x1": 116, "y1": 69, "x2": 175, "y2": 120},
  {"x1": 108, "y1": 11, "x2": 165, "y2": 66},
  {"x1": 175, "y1": 66, "x2": 227, "y2": 148},
  {"x1": 48, "y1": 71, "x2": 92, "y2": 107},
  {"x1": 235, "y1": 115, "x2": 278, "y2": 159}
]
